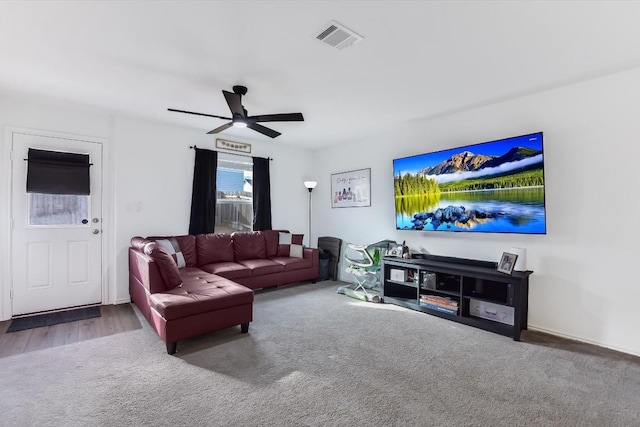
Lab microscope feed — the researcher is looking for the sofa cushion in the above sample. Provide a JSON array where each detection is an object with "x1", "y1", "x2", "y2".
[
  {"x1": 238, "y1": 258, "x2": 284, "y2": 276},
  {"x1": 155, "y1": 238, "x2": 186, "y2": 268},
  {"x1": 263, "y1": 230, "x2": 280, "y2": 258},
  {"x1": 271, "y1": 256, "x2": 314, "y2": 272},
  {"x1": 143, "y1": 242, "x2": 183, "y2": 290},
  {"x1": 196, "y1": 233, "x2": 235, "y2": 265},
  {"x1": 232, "y1": 231, "x2": 267, "y2": 261},
  {"x1": 200, "y1": 262, "x2": 252, "y2": 280},
  {"x1": 277, "y1": 233, "x2": 304, "y2": 256},
  {"x1": 149, "y1": 277, "x2": 253, "y2": 321},
  {"x1": 147, "y1": 235, "x2": 198, "y2": 267},
  {"x1": 179, "y1": 267, "x2": 227, "y2": 283}
]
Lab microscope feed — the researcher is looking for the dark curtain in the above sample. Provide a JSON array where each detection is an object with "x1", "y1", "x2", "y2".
[
  {"x1": 252, "y1": 156, "x2": 272, "y2": 230},
  {"x1": 189, "y1": 148, "x2": 218, "y2": 235},
  {"x1": 26, "y1": 148, "x2": 90, "y2": 195}
]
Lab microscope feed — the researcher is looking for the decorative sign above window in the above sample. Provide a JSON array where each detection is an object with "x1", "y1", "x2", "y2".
[{"x1": 216, "y1": 138, "x2": 252, "y2": 154}]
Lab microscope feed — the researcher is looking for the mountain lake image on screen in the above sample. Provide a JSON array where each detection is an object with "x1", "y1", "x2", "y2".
[{"x1": 393, "y1": 132, "x2": 546, "y2": 234}]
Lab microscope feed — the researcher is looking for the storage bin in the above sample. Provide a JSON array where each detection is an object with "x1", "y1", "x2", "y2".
[
  {"x1": 390, "y1": 269, "x2": 408, "y2": 282},
  {"x1": 469, "y1": 298, "x2": 514, "y2": 326},
  {"x1": 318, "y1": 254, "x2": 330, "y2": 281}
]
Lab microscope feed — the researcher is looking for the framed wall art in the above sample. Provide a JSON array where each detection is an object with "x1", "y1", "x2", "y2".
[{"x1": 331, "y1": 168, "x2": 371, "y2": 208}]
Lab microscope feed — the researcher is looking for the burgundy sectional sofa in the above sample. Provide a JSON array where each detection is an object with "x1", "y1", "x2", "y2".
[{"x1": 129, "y1": 230, "x2": 319, "y2": 354}]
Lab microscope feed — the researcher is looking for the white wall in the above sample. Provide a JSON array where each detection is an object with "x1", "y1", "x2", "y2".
[
  {"x1": 111, "y1": 116, "x2": 313, "y2": 302},
  {"x1": 2, "y1": 66, "x2": 639, "y2": 357},
  {"x1": 0, "y1": 91, "x2": 313, "y2": 314},
  {"x1": 311, "y1": 67, "x2": 640, "y2": 356}
]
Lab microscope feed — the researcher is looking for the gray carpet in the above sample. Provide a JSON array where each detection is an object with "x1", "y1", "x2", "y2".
[{"x1": 1, "y1": 281, "x2": 639, "y2": 426}]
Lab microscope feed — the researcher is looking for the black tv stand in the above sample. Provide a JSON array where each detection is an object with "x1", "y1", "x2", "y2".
[
  {"x1": 382, "y1": 256, "x2": 532, "y2": 341},
  {"x1": 413, "y1": 253, "x2": 497, "y2": 269}
]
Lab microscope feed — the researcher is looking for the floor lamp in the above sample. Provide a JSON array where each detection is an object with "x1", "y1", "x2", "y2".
[{"x1": 304, "y1": 181, "x2": 317, "y2": 247}]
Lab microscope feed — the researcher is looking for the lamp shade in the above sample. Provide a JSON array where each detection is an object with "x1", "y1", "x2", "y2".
[{"x1": 304, "y1": 181, "x2": 317, "y2": 190}]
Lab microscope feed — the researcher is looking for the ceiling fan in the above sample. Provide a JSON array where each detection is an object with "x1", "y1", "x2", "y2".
[{"x1": 168, "y1": 85, "x2": 304, "y2": 138}]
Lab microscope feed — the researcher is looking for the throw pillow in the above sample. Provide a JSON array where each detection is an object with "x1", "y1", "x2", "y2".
[
  {"x1": 130, "y1": 236, "x2": 152, "y2": 252},
  {"x1": 289, "y1": 244, "x2": 303, "y2": 259},
  {"x1": 155, "y1": 238, "x2": 186, "y2": 268},
  {"x1": 278, "y1": 232, "x2": 292, "y2": 244},
  {"x1": 143, "y1": 242, "x2": 183, "y2": 290},
  {"x1": 148, "y1": 235, "x2": 197, "y2": 267},
  {"x1": 277, "y1": 232, "x2": 305, "y2": 257}
]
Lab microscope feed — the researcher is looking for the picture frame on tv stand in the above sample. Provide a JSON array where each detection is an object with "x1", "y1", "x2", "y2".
[{"x1": 497, "y1": 252, "x2": 518, "y2": 275}]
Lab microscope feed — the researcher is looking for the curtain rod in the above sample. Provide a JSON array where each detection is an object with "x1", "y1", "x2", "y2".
[{"x1": 189, "y1": 145, "x2": 272, "y2": 161}]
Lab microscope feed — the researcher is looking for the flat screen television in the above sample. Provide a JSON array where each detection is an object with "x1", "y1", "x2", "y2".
[{"x1": 393, "y1": 132, "x2": 546, "y2": 234}]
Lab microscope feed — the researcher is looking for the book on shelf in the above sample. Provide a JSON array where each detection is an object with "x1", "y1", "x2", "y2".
[
  {"x1": 420, "y1": 295, "x2": 458, "y2": 307},
  {"x1": 419, "y1": 302, "x2": 458, "y2": 315},
  {"x1": 420, "y1": 297, "x2": 458, "y2": 307},
  {"x1": 419, "y1": 297, "x2": 459, "y2": 312},
  {"x1": 423, "y1": 302, "x2": 459, "y2": 312}
]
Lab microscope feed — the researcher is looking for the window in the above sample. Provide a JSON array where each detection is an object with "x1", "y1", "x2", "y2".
[
  {"x1": 26, "y1": 148, "x2": 91, "y2": 227},
  {"x1": 216, "y1": 153, "x2": 253, "y2": 233},
  {"x1": 28, "y1": 193, "x2": 89, "y2": 226}
]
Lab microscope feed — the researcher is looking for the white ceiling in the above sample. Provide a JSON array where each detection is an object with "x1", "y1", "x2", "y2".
[{"x1": 2, "y1": 1, "x2": 640, "y2": 149}]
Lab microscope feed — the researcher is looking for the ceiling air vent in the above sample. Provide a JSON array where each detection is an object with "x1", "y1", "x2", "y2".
[{"x1": 315, "y1": 20, "x2": 363, "y2": 50}]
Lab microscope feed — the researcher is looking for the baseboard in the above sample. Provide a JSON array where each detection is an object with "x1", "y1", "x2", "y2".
[
  {"x1": 527, "y1": 325, "x2": 640, "y2": 358},
  {"x1": 112, "y1": 298, "x2": 132, "y2": 305}
]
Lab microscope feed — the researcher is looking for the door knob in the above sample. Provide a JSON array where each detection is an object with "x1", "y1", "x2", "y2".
[{"x1": 92, "y1": 229, "x2": 100, "y2": 234}]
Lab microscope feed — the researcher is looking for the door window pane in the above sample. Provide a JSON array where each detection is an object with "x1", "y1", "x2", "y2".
[{"x1": 28, "y1": 193, "x2": 89, "y2": 226}]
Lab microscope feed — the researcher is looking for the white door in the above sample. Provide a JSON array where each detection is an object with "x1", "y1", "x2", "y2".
[{"x1": 11, "y1": 132, "x2": 103, "y2": 315}]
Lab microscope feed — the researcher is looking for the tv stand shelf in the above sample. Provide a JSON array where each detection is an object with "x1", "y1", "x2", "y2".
[{"x1": 382, "y1": 255, "x2": 532, "y2": 341}]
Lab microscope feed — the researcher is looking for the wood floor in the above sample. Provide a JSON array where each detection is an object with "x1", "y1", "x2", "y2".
[{"x1": 0, "y1": 303, "x2": 142, "y2": 358}]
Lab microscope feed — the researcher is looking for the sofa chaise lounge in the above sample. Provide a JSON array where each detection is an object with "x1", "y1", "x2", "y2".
[{"x1": 129, "y1": 230, "x2": 319, "y2": 354}]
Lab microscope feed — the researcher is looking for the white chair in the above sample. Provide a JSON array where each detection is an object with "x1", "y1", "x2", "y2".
[{"x1": 343, "y1": 243, "x2": 382, "y2": 296}]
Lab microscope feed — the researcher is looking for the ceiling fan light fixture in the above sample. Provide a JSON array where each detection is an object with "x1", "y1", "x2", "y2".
[{"x1": 168, "y1": 85, "x2": 303, "y2": 138}]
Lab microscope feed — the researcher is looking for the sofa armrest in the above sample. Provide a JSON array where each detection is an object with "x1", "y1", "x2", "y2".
[
  {"x1": 303, "y1": 247, "x2": 319, "y2": 269},
  {"x1": 129, "y1": 248, "x2": 166, "y2": 294}
]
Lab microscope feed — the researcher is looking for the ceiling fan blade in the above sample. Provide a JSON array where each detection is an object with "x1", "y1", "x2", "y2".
[
  {"x1": 206, "y1": 122, "x2": 234, "y2": 134},
  {"x1": 248, "y1": 123, "x2": 281, "y2": 138},
  {"x1": 249, "y1": 113, "x2": 304, "y2": 123},
  {"x1": 223, "y1": 90, "x2": 245, "y2": 118},
  {"x1": 167, "y1": 108, "x2": 230, "y2": 120}
]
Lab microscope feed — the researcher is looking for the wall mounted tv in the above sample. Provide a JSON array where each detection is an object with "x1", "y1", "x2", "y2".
[{"x1": 393, "y1": 132, "x2": 546, "y2": 234}]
